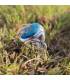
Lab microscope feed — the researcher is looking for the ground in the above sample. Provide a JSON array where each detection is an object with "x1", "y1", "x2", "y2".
[{"x1": 0, "y1": 6, "x2": 70, "y2": 74}]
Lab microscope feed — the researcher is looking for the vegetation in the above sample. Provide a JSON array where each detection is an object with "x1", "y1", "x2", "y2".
[{"x1": 0, "y1": 5, "x2": 70, "y2": 74}]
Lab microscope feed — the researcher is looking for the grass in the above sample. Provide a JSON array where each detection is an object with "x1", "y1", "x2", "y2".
[{"x1": 0, "y1": 5, "x2": 70, "y2": 74}]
